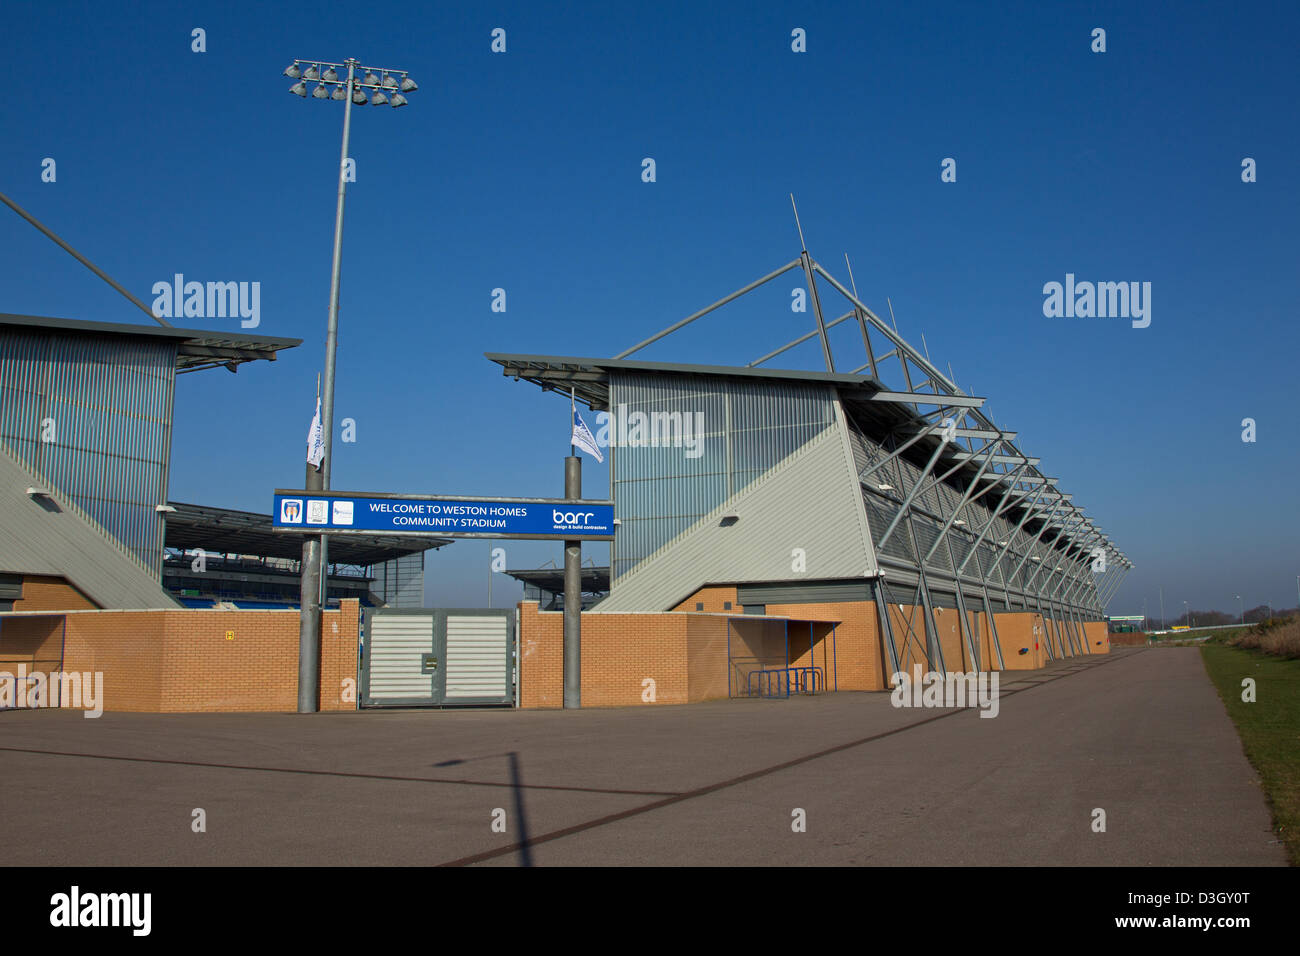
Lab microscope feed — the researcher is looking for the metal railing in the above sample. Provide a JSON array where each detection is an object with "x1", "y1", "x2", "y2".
[{"x1": 745, "y1": 665, "x2": 825, "y2": 699}]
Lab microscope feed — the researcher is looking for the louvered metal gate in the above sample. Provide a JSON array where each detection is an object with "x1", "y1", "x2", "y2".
[{"x1": 360, "y1": 608, "x2": 515, "y2": 708}]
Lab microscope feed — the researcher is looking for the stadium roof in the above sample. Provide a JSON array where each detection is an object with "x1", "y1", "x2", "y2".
[
  {"x1": 505, "y1": 565, "x2": 611, "y2": 594},
  {"x1": 0, "y1": 313, "x2": 301, "y2": 373},
  {"x1": 164, "y1": 502, "x2": 451, "y2": 566},
  {"x1": 484, "y1": 243, "x2": 1131, "y2": 574},
  {"x1": 486, "y1": 352, "x2": 950, "y2": 409}
]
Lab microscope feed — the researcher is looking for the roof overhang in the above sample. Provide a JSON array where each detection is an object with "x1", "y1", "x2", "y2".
[
  {"x1": 0, "y1": 313, "x2": 301, "y2": 373},
  {"x1": 486, "y1": 352, "x2": 904, "y2": 412}
]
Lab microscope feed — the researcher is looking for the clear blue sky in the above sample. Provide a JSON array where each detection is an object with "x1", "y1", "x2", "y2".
[{"x1": 2, "y1": 0, "x2": 1297, "y2": 616}]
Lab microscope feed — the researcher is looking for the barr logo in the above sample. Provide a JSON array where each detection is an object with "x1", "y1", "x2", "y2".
[{"x1": 553, "y1": 510, "x2": 594, "y2": 525}]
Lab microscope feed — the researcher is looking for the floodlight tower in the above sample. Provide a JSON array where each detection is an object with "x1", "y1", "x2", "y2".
[{"x1": 284, "y1": 57, "x2": 418, "y2": 713}]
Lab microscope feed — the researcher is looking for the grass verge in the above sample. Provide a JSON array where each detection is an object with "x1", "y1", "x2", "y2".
[{"x1": 1201, "y1": 644, "x2": 1300, "y2": 865}]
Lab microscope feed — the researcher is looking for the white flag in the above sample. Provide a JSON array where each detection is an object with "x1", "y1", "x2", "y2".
[
  {"x1": 306, "y1": 397, "x2": 324, "y2": 468},
  {"x1": 571, "y1": 409, "x2": 604, "y2": 463}
]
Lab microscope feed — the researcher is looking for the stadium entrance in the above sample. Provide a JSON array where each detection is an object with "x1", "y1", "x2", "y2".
[{"x1": 274, "y1": 487, "x2": 614, "y2": 710}]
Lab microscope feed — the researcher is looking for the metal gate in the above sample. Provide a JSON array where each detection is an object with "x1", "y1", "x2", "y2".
[{"x1": 361, "y1": 608, "x2": 514, "y2": 708}]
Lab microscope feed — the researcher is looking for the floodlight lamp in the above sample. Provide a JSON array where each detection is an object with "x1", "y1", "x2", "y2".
[
  {"x1": 389, "y1": 93, "x2": 407, "y2": 108},
  {"x1": 382, "y1": 74, "x2": 398, "y2": 89},
  {"x1": 400, "y1": 76, "x2": 417, "y2": 92},
  {"x1": 289, "y1": 81, "x2": 308, "y2": 97},
  {"x1": 284, "y1": 64, "x2": 302, "y2": 79},
  {"x1": 371, "y1": 91, "x2": 388, "y2": 105},
  {"x1": 363, "y1": 72, "x2": 381, "y2": 86},
  {"x1": 331, "y1": 85, "x2": 346, "y2": 100},
  {"x1": 303, "y1": 65, "x2": 320, "y2": 81},
  {"x1": 312, "y1": 84, "x2": 329, "y2": 99},
  {"x1": 352, "y1": 89, "x2": 367, "y2": 104},
  {"x1": 323, "y1": 68, "x2": 338, "y2": 82}
]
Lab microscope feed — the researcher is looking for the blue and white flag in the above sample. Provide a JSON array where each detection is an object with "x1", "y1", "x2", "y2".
[
  {"x1": 306, "y1": 397, "x2": 325, "y2": 468},
  {"x1": 571, "y1": 409, "x2": 604, "y2": 463}
]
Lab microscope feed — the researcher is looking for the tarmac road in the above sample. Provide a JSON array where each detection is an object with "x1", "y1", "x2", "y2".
[{"x1": 0, "y1": 647, "x2": 1284, "y2": 866}]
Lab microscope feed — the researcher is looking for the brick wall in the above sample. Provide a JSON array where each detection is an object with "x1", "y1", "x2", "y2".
[
  {"x1": 11, "y1": 575, "x2": 97, "y2": 612},
  {"x1": 518, "y1": 602, "x2": 756, "y2": 708},
  {"x1": 0, "y1": 599, "x2": 361, "y2": 713},
  {"x1": 993, "y1": 612, "x2": 1046, "y2": 669},
  {"x1": 765, "y1": 601, "x2": 884, "y2": 691},
  {"x1": 685, "y1": 614, "x2": 730, "y2": 701},
  {"x1": 672, "y1": 585, "x2": 740, "y2": 614},
  {"x1": 518, "y1": 601, "x2": 694, "y2": 708},
  {"x1": 1086, "y1": 622, "x2": 1112, "y2": 652},
  {"x1": 516, "y1": 595, "x2": 1075, "y2": 709}
]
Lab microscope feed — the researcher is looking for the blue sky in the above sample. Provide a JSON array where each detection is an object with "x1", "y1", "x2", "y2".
[{"x1": 2, "y1": 0, "x2": 1297, "y2": 616}]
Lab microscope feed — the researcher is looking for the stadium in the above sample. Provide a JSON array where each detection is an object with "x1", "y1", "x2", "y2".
[
  {"x1": 489, "y1": 245, "x2": 1128, "y2": 707},
  {"x1": 2, "y1": 238, "x2": 1129, "y2": 712}
]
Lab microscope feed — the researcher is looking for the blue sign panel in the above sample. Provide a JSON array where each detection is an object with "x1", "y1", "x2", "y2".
[{"x1": 272, "y1": 492, "x2": 615, "y2": 540}]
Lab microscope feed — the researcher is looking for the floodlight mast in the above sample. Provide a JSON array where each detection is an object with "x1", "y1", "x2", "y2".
[{"x1": 284, "y1": 56, "x2": 416, "y2": 714}]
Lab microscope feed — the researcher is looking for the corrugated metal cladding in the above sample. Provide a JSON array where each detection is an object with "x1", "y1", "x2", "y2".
[
  {"x1": 0, "y1": 328, "x2": 176, "y2": 575},
  {"x1": 610, "y1": 371, "x2": 835, "y2": 580},
  {"x1": 594, "y1": 425, "x2": 874, "y2": 612},
  {"x1": 0, "y1": 443, "x2": 178, "y2": 607}
]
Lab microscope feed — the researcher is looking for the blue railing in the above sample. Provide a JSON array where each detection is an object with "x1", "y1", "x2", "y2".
[{"x1": 745, "y1": 666, "x2": 825, "y2": 699}]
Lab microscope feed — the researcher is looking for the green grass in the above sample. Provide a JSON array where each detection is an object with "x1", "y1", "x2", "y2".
[
  {"x1": 1201, "y1": 644, "x2": 1300, "y2": 864},
  {"x1": 1150, "y1": 626, "x2": 1248, "y2": 647}
]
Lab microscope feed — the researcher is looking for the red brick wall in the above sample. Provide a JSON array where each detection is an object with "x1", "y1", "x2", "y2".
[
  {"x1": 518, "y1": 594, "x2": 1045, "y2": 707},
  {"x1": 1087, "y1": 622, "x2": 1113, "y2": 652},
  {"x1": 33, "y1": 599, "x2": 362, "y2": 713},
  {"x1": 517, "y1": 602, "x2": 696, "y2": 708},
  {"x1": 993, "y1": 612, "x2": 1046, "y2": 669},
  {"x1": 685, "y1": 615, "x2": 730, "y2": 701},
  {"x1": 672, "y1": 585, "x2": 740, "y2": 614},
  {"x1": 0, "y1": 616, "x2": 64, "y2": 664},
  {"x1": 11, "y1": 575, "x2": 97, "y2": 612},
  {"x1": 765, "y1": 601, "x2": 884, "y2": 691}
]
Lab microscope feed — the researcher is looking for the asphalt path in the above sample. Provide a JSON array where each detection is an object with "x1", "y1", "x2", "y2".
[{"x1": 0, "y1": 647, "x2": 1283, "y2": 865}]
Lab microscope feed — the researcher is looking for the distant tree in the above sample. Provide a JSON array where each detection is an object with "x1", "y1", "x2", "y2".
[{"x1": 1245, "y1": 605, "x2": 1273, "y2": 624}]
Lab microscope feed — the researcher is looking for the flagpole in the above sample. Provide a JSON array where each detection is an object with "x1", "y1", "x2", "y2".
[
  {"x1": 298, "y1": 380, "x2": 325, "y2": 713},
  {"x1": 564, "y1": 386, "x2": 581, "y2": 708},
  {"x1": 317, "y1": 370, "x2": 329, "y2": 608}
]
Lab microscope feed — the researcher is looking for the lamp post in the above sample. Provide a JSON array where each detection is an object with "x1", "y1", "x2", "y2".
[
  {"x1": 284, "y1": 57, "x2": 418, "y2": 714},
  {"x1": 1236, "y1": 594, "x2": 1243, "y2": 625},
  {"x1": 1182, "y1": 600, "x2": 1189, "y2": 629}
]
